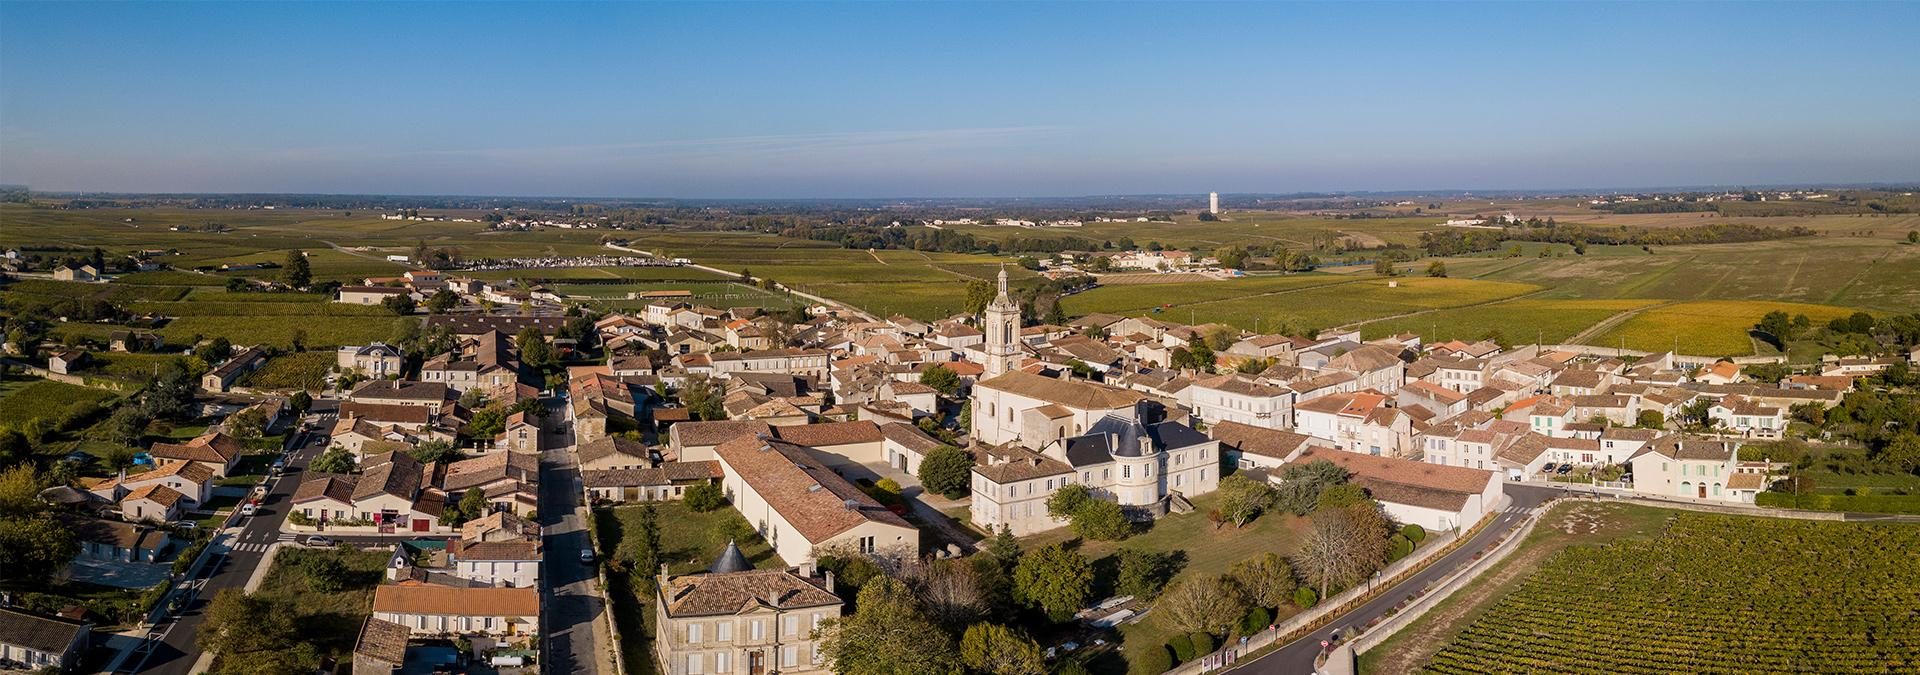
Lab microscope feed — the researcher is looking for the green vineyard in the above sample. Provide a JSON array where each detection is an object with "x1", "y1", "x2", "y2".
[{"x1": 1425, "y1": 514, "x2": 1920, "y2": 674}]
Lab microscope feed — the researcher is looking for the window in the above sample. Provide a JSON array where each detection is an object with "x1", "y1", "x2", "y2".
[
  {"x1": 783, "y1": 646, "x2": 798, "y2": 667},
  {"x1": 812, "y1": 613, "x2": 823, "y2": 631},
  {"x1": 1200, "y1": 468, "x2": 1208, "y2": 481},
  {"x1": 687, "y1": 654, "x2": 703, "y2": 675},
  {"x1": 1122, "y1": 465, "x2": 1130, "y2": 479},
  {"x1": 718, "y1": 621, "x2": 732, "y2": 641},
  {"x1": 751, "y1": 620, "x2": 764, "y2": 640},
  {"x1": 689, "y1": 623, "x2": 702, "y2": 644},
  {"x1": 717, "y1": 652, "x2": 730, "y2": 673},
  {"x1": 784, "y1": 615, "x2": 798, "y2": 636},
  {"x1": 859, "y1": 536, "x2": 876, "y2": 554}
]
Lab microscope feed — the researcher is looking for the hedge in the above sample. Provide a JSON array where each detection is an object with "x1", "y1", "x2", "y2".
[
  {"x1": 1167, "y1": 633, "x2": 1196, "y2": 662},
  {"x1": 1129, "y1": 644, "x2": 1173, "y2": 675},
  {"x1": 1755, "y1": 491, "x2": 1920, "y2": 514}
]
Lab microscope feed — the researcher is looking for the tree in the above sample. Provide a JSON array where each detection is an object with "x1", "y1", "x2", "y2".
[
  {"x1": 467, "y1": 408, "x2": 507, "y2": 439},
  {"x1": 427, "y1": 289, "x2": 459, "y2": 313},
  {"x1": 1636, "y1": 409, "x2": 1666, "y2": 429},
  {"x1": 197, "y1": 589, "x2": 310, "y2": 670},
  {"x1": 959, "y1": 623, "x2": 1046, "y2": 675},
  {"x1": 0, "y1": 515, "x2": 78, "y2": 585},
  {"x1": 304, "y1": 554, "x2": 351, "y2": 592},
  {"x1": 450, "y1": 487, "x2": 489, "y2": 526},
  {"x1": 407, "y1": 439, "x2": 460, "y2": 464},
  {"x1": 984, "y1": 525, "x2": 1021, "y2": 573},
  {"x1": 194, "y1": 336, "x2": 234, "y2": 366},
  {"x1": 1214, "y1": 246, "x2": 1249, "y2": 270},
  {"x1": 226, "y1": 276, "x2": 248, "y2": 292},
  {"x1": 1681, "y1": 397, "x2": 1715, "y2": 429},
  {"x1": 227, "y1": 407, "x2": 267, "y2": 442},
  {"x1": 1230, "y1": 552, "x2": 1296, "y2": 609},
  {"x1": 101, "y1": 405, "x2": 152, "y2": 446},
  {"x1": 964, "y1": 280, "x2": 995, "y2": 316},
  {"x1": 101, "y1": 445, "x2": 139, "y2": 474},
  {"x1": 919, "y1": 364, "x2": 961, "y2": 396},
  {"x1": 1013, "y1": 543, "x2": 1093, "y2": 622},
  {"x1": 310, "y1": 447, "x2": 356, "y2": 474},
  {"x1": 1071, "y1": 499, "x2": 1131, "y2": 540},
  {"x1": 1214, "y1": 474, "x2": 1273, "y2": 527},
  {"x1": 1272, "y1": 459, "x2": 1349, "y2": 515},
  {"x1": 282, "y1": 250, "x2": 311, "y2": 288},
  {"x1": 517, "y1": 326, "x2": 555, "y2": 368},
  {"x1": 1881, "y1": 434, "x2": 1920, "y2": 474},
  {"x1": 381, "y1": 294, "x2": 416, "y2": 315},
  {"x1": 1291, "y1": 503, "x2": 1391, "y2": 598},
  {"x1": 633, "y1": 504, "x2": 662, "y2": 586},
  {"x1": 1046, "y1": 484, "x2": 1093, "y2": 519},
  {"x1": 680, "y1": 374, "x2": 725, "y2": 421},
  {"x1": 683, "y1": 482, "x2": 724, "y2": 511},
  {"x1": 1755, "y1": 310, "x2": 1795, "y2": 347},
  {"x1": 906, "y1": 558, "x2": 988, "y2": 629},
  {"x1": 1426, "y1": 260, "x2": 1447, "y2": 277},
  {"x1": 815, "y1": 577, "x2": 961, "y2": 675},
  {"x1": 1116, "y1": 548, "x2": 1181, "y2": 600},
  {"x1": 1155, "y1": 574, "x2": 1248, "y2": 637},
  {"x1": 141, "y1": 361, "x2": 199, "y2": 421},
  {"x1": 1184, "y1": 335, "x2": 1215, "y2": 373},
  {"x1": 1373, "y1": 257, "x2": 1396, "y2": 276},
  {"x1": 917, "y1": 446, "x2": 973, "y2": 498},
  {"x1": 1315, "y1": 483, "x2": 1369, "y2": 510},
  {"x1": 0, "y1": 464, "x2": 41, "y2": 516}
]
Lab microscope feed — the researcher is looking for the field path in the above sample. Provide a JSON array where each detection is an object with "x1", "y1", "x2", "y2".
[
  {"x1": 318, "y1": 239, "x2": 424, "y2": 270},
  {"x1": 1566, "y1": 300, "x2": 1676, "y2": 346},
  {"x1": 1336, "y1": 287, "x2": 1551, "y2": 331},
  {"x1": 1824, "y1": 249, "x2": 1891, "y2": 305},
  {"x1": 866, "y1": 249, "x2": 889, "y2": 265}
]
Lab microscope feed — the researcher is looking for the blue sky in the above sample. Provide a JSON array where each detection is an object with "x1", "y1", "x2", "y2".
[{"x1": 2, "y1": 1, "x2": 1916, "y2": 198}]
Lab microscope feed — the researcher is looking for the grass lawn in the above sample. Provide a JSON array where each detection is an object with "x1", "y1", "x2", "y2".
[
  {"x1": 1016, "y1": 491, "x2": 1308, "y2": 673},
  {"x1": 0, "y1": 578, "x2": 161, "y2": 631},
  {"x1": 0, "y1": 377, "x2": 121, "y2": 427},
  {"x1": 247, "y1": 547, "x2": 389, "y2": 663},
  {"x1": 596, "y1": 502, "x2": 781, "y2": 675}
]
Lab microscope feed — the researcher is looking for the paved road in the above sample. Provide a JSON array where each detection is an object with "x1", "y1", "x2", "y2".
[
  {"x1": 1235, "y1": 483, "x2": 1562, "y2": 674},
  {"x1": 539, "y1": 397, "x2": 608, "y2": 675},
  {"x1": 128, "y1": 406, "x2": 338, "y2": 674}
]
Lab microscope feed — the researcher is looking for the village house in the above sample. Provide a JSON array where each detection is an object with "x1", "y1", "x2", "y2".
[
  {"x1": 371, "y1": 585, "x2": 540, "y2": 639},
  {"x1": 970, "y1": 408, "x2": 1221, "y2": 536},
  {"x1": 1628, "y1": 435, "x2": 1748, "y2": 502},
  {"x1": 1209, "y1": 420, "x2": 1319, "y2": 472},
  {"x1": 148, "y1": 430, "x2": 245, "y2": 478},
  {"x1": 337, "y1": 342, "x2": 404, "y2": 378},
  {"x1": 350, "y1": 380, "x2": 456, "y2": 415},
  {"x1": 653, "y1": 551, "x2": 843, "y2": 675},
  {"x1": 47, "y1": 349, "x2": 86, "y2": 375},
  {"x1": 447, "y1": 537, "x2": 542, "y2": 588},
  {"x1": 1189, "y1": 374, "x2": 1294, "y2": 430},
  {"x1": 583, "y1": 461, "x2": 724, "y2": 503},
  {"x1": 1293, "y1": 390, "x2": 1414, "y2": 458},
  {"x1": 337, "y1": 285, "x2": 413, "y2": 305},
  {"x1": 0, "y1": 607, "x2": 92, "y2": 673},
  {"x1": 711, "y1": 436, "x2": 920, "y2": 562},
  {"x1": 708, "y1": 348, "x2": 831, "y2": 380},
  {"x1": 1709, "y1": 395, "x2": 1786, "y2": 439},
  {"x1": 969, "y1": 370, "x2": 1145, "y2": 447},
  {"x1": 1284, "y1": 448, "x2": 1504, "y2": 533},
  {"x1": 200, "y1": 346, "x2": 267, "y2": 392}
]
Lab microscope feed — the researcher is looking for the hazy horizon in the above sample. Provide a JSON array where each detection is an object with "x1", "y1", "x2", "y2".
[{"x1": 4, "y1": 1, "x2": 1918, "y2": 198}]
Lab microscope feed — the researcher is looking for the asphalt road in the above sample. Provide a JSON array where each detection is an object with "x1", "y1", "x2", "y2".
[
  {"x1": 1235, "y1": 483, "x2": 1562, "y2": 674},
  {"x1": 127, "y1": 405, "x2": 339, "y2": 675},
  {"x1": 539, "y1": 397, "x2": 606, "y2": 675}
]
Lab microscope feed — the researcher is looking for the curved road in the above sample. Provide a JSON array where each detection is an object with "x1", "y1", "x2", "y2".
[{"x1": 1234, "y1": 483, "x2": 1561, "y2": 674}]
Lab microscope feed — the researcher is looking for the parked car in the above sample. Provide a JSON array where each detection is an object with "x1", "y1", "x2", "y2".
[
  {"x1": 579, "y1": 549, "x2": 596, "y2": 564},
  {"x1": 304, "y1": 535, "x2": 334, "y2": 547},
  {"x1": 239, "y1": 503, "x2": 258, "y2": 517},
  {"x1": 1556, "y1": 463, "x2": 1575, "y2": 475}
]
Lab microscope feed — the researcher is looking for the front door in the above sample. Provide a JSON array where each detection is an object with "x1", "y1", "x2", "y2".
[
  {"x1": 1698, "y1": 484, "x2": 1707, "y2": 498},
  {"x1": 749, "y1": 650, "x2": 764, "y2": 675},
  {"x1": 412, "y1": 518, "x2": 429, "y2": 532}
]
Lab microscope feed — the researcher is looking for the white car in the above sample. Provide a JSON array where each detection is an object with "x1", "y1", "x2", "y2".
[
  {"x1": 239, "y1": 503, "x2": 258, "y2": 517},
  {"x1": 304, "y1": 536, "x2": 334, "y2": 547}
]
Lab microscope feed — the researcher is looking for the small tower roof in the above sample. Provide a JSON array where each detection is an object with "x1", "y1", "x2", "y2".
[{"x1": 709, "y1": 539, "x2": 753, "y2": 574}]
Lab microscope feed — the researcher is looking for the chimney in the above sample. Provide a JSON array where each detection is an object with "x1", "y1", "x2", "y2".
[
  {"x1": 657, "y1": 563, "x2": 670, "y2": 591},
  {"x1": 797, "y1": 560, "x2": 815, "y2": 577},
  {"x1": 823, "y1": 569, "x2": 835, "y2": 594}
]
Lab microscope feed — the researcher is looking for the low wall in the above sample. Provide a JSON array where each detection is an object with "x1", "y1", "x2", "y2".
[
  {"x1": 1166, "y1": 499, "x2": 1508, "y2": 674},
  {"x1": 1535, "y1": 344, "x2": 1787, "y2": 367}
]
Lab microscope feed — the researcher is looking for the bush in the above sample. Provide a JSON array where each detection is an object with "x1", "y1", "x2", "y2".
[
  {"x1": 1242, "y1": 606, "x2": 1272, "y2": 635},
  {"x1": 1167, "y1": 633, "x2": 1196, "y2": 662},
  {"x1": 1387, "y1": 534, "x2": 1414, "y2": 562},
  {"x1": 172, "y1": 540, "x2": 209, "y2": 575},
  {"x1": 683, "y1": 482, "x2": 724, "y2": 512},
  {"x1": 287, "y1": 511, "x2": 314, "y2": 526},
  {"x1": 1129, "y1": 644, "x2": 1173, "y2": 675},
  {"x1": 1293, "y1": 586, "x2": 1319, "y2": 609},
  {"x1": 918, "y1": 446, "x2": 974, "y2": 498},
  {"x1": 1055, "y1": 660, "x2": 1092, "y2": 675},
  {"x1": 1189, "y1": 632, "x2": 1215, "y2": 657},
  {"x1": 1401, "y1": 524, "x2": 1426, "y2": 545}
]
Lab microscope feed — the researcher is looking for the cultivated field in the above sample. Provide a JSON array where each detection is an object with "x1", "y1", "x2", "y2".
[
  {"x1": 1585, "y1": 300, "x2": 1861, "y2": 356},
  {"x1": 0, "y1": 378, "x2": 120, "y2": 427},
  {"x1": 1423, "y1": 512, "x2": 1920, "y2": 674}
]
